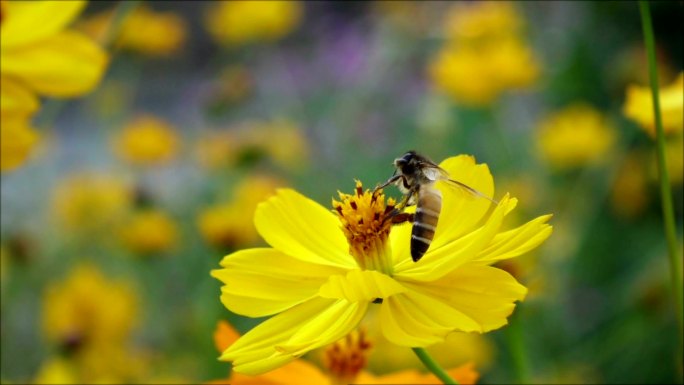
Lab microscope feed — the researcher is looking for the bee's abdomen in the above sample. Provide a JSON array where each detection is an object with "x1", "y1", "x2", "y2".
[{"x1": 411, "y1": 186, "x2": 441, "y2": 262}]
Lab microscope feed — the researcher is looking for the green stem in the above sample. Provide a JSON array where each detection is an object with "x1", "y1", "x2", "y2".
[
  {"x1": 639, "y1": 0, "x2": 684, "y2": 378},
  {"x1": 101, "y1": 0, "x2": 142, "y2": 48},
  {"x1": 505, "y1": 310, "x2": 530, "y2": 383},
  {"x1": 412, "y1": 347, "x2": 459, "y2": 384}
]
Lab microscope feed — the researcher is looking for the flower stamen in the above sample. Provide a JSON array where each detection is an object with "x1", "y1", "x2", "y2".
[
  {"x1": 332, "y1": 180, "x2": 396, "y2": 274},
  {"x1": 323, "y1": 329, "x2": 372, "y2": 385}
]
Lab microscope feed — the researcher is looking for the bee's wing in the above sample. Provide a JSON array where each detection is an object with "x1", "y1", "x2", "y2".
[
  {"x1": 443, "y1": 178, "x2": 499, "y2": 204},
  {"x1": 417, "y1": 160, "x2": 498, "y2": 204}
]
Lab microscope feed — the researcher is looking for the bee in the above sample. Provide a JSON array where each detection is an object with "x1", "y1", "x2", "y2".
[{"x1": 375, "y1": 151, "x2": 497, "y2": 262}]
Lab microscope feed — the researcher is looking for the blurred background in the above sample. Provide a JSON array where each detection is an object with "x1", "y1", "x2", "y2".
[{"x1": 1, "y1": 1, "x2": 683, "y2": 383}]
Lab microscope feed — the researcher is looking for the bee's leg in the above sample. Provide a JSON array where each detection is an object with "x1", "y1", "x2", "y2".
[
  {"x1": 394, "y1": 184, "x2": 418, "y2": 211},
  {"x1": 382, "y1": 207, "x2": 414, "y2": 225},
  {"x1": 374, "y1": 174, "x2": 401, "y2": 193}
]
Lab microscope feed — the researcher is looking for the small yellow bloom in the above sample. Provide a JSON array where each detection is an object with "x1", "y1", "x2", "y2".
[
  {"x1": 623, "y1": 72, "x2": 684, "y2": 137},
  {"x1": 51, "y1": 173, "x2": 132, "y2": 231},
  {"x1": 114, "y1": 115, "x2": 180, "y2": 165},
  {"x1": 120, "y1": 209, "x2": 178, "y2": 255},
  {"x1": 42, "y1": 263, "x2": 138, "y2": 349},
  {"x1": 33, "y1": 358, "x2": 78, "y2": 385},
  {"x1": 198, "y1": 175, "x2": 285, "y2": 249},
  {"x1": 536, "y1": 104, "x2": 617, "y2": 170},
  {"x1": 212, "y1": 155, "x2": 552, "y2": 375},
  {"x1": 78, "y1": 5, "x2": 187, "y2": 56},
  {"x1": 196, "y1": 120, "x2": 309, "y2": 171},
  {"x1": 429, "y1": 1, "x2": 539, "y2": 107},
  {"x1": 205, "y1": 1, "x2": 302, "y2": 46}
]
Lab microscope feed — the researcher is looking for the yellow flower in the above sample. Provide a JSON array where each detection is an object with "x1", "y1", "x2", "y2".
[
  {"x1": 114, "y1": 115, "x2": 180, "y2": 165},
  {"x1": 195, "y1": 120, "x2": 309, "y2": 171},
  {"x1": 42, "y1": 263, "x2": 138, "y2": 349},
  {"x1": 120, "y1": 209, "x2": 178, "y2": 255},
  {"x1": 51, "y1": 172, "x2": 132, "y2": 231},
  {"x1": 211, "y1": 155, "x2": 552, "y2": 374},
  {"x1": 78, "y1": 5, "x2": 187, "y2": 56},
  {"x1": 1, "y1": 0, "x2": 107, "y2": 171},
  {"x1": 623, "y1": 72, "x2": 684, "y2": 137},
  {"x1": 33, "y1": 358, "x2": 78, "y2": 385},
  {"x1": 198, "y1": 175, "x2": 285, "y2": 249},
  {"x1": 429, "y1": 2, "x2": 539, "y2": 107},
  {"x1": 536, "y1": 104, "x2": 617, "y2": 170},
  {"x1": 209, "y1": 321, "x2": 479, "y2": 385},
  {"x1": 205, "y1": 1, "x2": 302, "y2": 46}
]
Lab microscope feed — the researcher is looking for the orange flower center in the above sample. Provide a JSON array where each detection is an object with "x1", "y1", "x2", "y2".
[
  {"x1": 332, "y1": 181, "x2": 396, "y2": 274},
  {"x1": 323, "y1": 329, "x2": 372, "y2": 385}
]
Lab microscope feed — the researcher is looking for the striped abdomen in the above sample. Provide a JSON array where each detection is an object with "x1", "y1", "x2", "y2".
[{"x1": 411, "y1": 185, "x2": 442, "y2": 262}]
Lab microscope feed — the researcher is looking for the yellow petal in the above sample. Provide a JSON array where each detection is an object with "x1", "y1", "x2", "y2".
[
  {"x1": 394, "y1": 195, "x2": 514, "y2": 281},
  {"x1": 1, "y1": 0, "x2": 86, "y2": 48},
  {"x1": 404, "y1": 264, "x2": 527, "y2": 332},
  {"x1": 0, "y1": 76, "x2": 39, "y2": 117},
  {"x1": 223, "y1": 298, "x2": 365, "y2": 375},
  {"x1": 211, "y1": 248, "x2": 345, "y2": 317},
  {"x1": 1, "y1": 115, "x2": 39, "y2": 172},
  {"x1": 318, "y1": 269, "x2": 406, "y2": 302},
  {"x1": 254, "y1": 189, "x2": 356, "y2": 268},
  {"x1": 379, "y1": 290, "x2": 481, "y2": 347},
  {"x1": 275, "y1": 299, "x2": 368, "y2": 356},
  {"x1": 475, "y1": 214, "x2": 553, "y2": 263},
  {"x1": 431, "y1": 155, "x2": 496, "y2": 249},
  {"x1": 1, "y1": 30, "x2": 108, "y2": 97}
]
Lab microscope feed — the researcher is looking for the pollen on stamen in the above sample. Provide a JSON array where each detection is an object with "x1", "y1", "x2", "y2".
[{"x1": 331, "y1": 180, "x2": 395, "y2": 273}]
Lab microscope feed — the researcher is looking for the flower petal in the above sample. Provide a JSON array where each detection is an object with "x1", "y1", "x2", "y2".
[
  {"x1": 319, "y1": 270, "x2": 406, "y2": 302},
  {"x1": 394, "y1": 195, "x2": 514, "y2": 281},
  {"x1": 1, "y1": 0, "x2": 86, "y2": 48},
  {"x1": 211, "y1": 248, "x2": 345, "y2": 317},
  {"x1": 1, "y1": 30, "x2": 108, "y2": 97},
  {"x1": 275, "y1": 299, "x2": 368, "y2": 356},
  {"x1": 475, "y1": 214, "x2": 553, "y2": 264},
  {"x1": 379, "y1": 290, "x2": 481, "y2": 347},
  {"x1": 431, "y1": 155, "x2": 496, "y2": 249},
  {"x1": 254, "y1": 189, "x2": 355, "y2": 268},
  {"x1": 230, "y1": 359, "x2": 329, "y2": 385},
  {"x1": 404, "y1": 264, "x2": 527, "y2": 332},
  {"x1": 222, "y1": 298, "x2": 366, "y2": 375},
  {"x1": 0, "y1": 76, "x2": 39, "y2": 117},
  {"x1": 1, "y1": 115, "x2": 39, "y2": 172}
]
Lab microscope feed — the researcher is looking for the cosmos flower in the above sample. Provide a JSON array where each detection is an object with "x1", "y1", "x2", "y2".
[
  {"x1": 209, "y1": 320, "x2": 479, "y2": 385},
  {"x1": 120, "y1": 209, "x2": 179, "y2": 255},
  {"x1": 0, "y1": 0, "x2": 108, "y2": 171},
  {"x1": 623, "y1": 72, "x2": 683, "y2": 138},
  {"x1": 204, "y1": 1, "x2": 302, "y2": 46},
  {"x1": 212, "y1": 155, "x2": 552, "y2": 375},
  {"x1": 535, "y1": 104, "x2": 617, "y2": 170},
  {"x1": 113, "y1": 114, "x2": 180, "y2": 166}
]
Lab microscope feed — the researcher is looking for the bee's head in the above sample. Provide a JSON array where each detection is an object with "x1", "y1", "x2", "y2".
[{"x1": 394, "y1": 150, "x2": 417, "y2": 174}]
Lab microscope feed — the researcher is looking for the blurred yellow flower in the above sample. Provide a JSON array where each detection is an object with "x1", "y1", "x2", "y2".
[
  {"x1": 198, "y1": 175, "x2": 285, "y2": 249},
  {"x1": 42, "y1": 263, "x2": 138, "y2": 349},
  {"x1": 51, "y1": 173, "x2": 133, "y2": 231},
  {"x1": 444, "y1": 1, "x2": 522, "y2": 42},
  {"x1": 663, "y1": 135, "x2": 683, "y2": 185},
  {"x1": 120, "y1": 209, "x2": 179, "y2": 255},
  {"x1": 33, "y1": 358, "x2": 78, "y2": 385},
  {"x1": 623, "y1": 72, "x2": 683, "y2": 137},
  {"x1": 195, "y1": 120, "x2": 309, "y2": 171},
  {"x1": 210, "y1": 321, "x2": 479, "y2": 385},
  {"x1": 205, "y1": 1, "x2": 302, "y2": 46},
  {"x1": 114, "y1": 115, "x2": 180, "y2": 166},
  {"x1": 536, "y1": 104, "x2": 617, "y2": 170},
  {"x1": 429, "y1": 1, "x2": 539, "y2": 107},
  {"x1": 0, "y1": 0, "x2": 108, "y2": 171},
  {"x1": 212, "y1": 155, "x2": 552, "y2": 374},
  {"x1": 78, "y1": 5, "x2": 187, "y2": 56}
]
